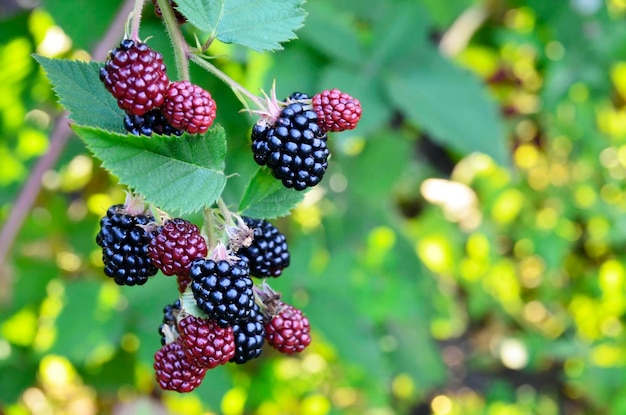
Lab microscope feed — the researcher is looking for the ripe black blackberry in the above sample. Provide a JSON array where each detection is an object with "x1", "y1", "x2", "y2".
[
  {"x1": 251, "y1": 100, "x2": 329, "y2": 191},
  {"x1": 230, "y1": 304, "x2": 265, "y2": 364},
  {"x1": 124, "y1": 109, "x2": 182, "y2": 136},
  {"x1": 96, "y1": 204, "x2": 158, "y2": 286},
  {"x1": 189, "y1": 258, "x2": 256, "y2": 328},
  {"x1": 236, "y1": 217, "x2": 290, "y2": 278},
  {"x1": 158, "y1": 299, "x2": 181, "y2": 345},
  {"x1": 99, "y1": 39, "x2": 169, "y2": 116}
]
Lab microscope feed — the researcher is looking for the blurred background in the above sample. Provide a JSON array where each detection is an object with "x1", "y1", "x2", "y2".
[{"x1": 2, "y1": 0, "x2": 626, "y2": 414}]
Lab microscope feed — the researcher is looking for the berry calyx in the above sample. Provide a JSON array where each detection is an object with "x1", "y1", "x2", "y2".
[
  {"x1": 178, "y1": 315, "x2": 236, "y2": 368},
  {"x1": 312, "y1": 89, "x2": 362, "y2": 132},
  {"x1": 236, "y1": 217, "x2": 290, "y2": 278},
  {"x1": 95, "y1": 203, "x2": 158, "y2": 286},
  {"x1": 265, "y1": 303, "x2": 311, "y2": 354},
  {"x1": 99, "y1": 39, "x2": 169, "y2": 116},
  {"x1": 163, "y1": 81, "x2": 217, "y2": 134},
  {"x1": 153, "y1": 339, "x2": 206, "y2": 393},
  {"x1": 148, "y1": 218, "x2": 208, "y2": 277}
]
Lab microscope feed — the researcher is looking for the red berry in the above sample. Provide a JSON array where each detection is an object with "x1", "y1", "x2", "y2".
[
  {"x1": 178, "y1": 315, "x2": 236, "y2": 368},
  {"x1": 265, "y1": 303, "x2": 311, "y2": 354},
  {"x1": 153, "y1": 340, "x2": 206, "y2": 392},
  {"x1": 148, "y1": 218, "x2": 208, "y2": 277},
  {"x1": 99, "y1": 39, "x2": 169, "y2": 116},
  {"x1": 163, "y1": 81, "x2": 217, "y2": 134},
  {"x1": 312, "y1": 89, "x2": 362, "y2": 132}
]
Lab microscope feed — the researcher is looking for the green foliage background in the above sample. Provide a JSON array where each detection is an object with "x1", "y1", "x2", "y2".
[{"x1": 2, "y1": 0, "x2": 626, "y2": 414}]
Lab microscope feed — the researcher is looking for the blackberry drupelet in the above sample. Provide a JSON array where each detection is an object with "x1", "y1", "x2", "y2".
[
  {"x1": 99, "y1": 39, "x2": 169, "y2": 116},
  {"x1": 124, "y1": 109, "x2": 182, "y2": 136},
  {"x1": 237, "y1": 216, "x2": 290, "y2": 278},
  {"x1": 230, "y1": 304, "x2": 265, "y2": 364},
  {"x1": 96, "y1": 204, "x2": 158, "y2": 286},
  {"x1": 189, "y1": 258, "x2": 256, "y2": 328},
  {"x1": 251, "y1": 100, "x2": 329, "y2": 191}
]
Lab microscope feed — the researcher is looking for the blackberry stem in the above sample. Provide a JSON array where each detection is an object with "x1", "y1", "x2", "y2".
[
  {"x1": 129, "y1": 0, "x2": 145, "y2": 42},
  {"x1": 202, "y1": 207, "x2": 218, "y2": 253},
  {"x1": 188, "y1": 53, "x2": 264, "y2": 111},
  {"x1": 157, "y1": 0, "x2": 190, "y2": 81}
]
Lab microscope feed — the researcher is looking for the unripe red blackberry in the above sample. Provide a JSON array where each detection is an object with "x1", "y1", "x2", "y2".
[
  {"x1": 124, "y1": 109, "x2": 182, "y2": 136},
  {"x1": 148, "y1": 218, "x2": 208, "y2": 277},
  {"x1": 178, "y1": 315, "x2": 236, "y2": 368},
  {"x1": 190, "y1": 258, "x2": 256, "y2": 328},
  {"x1": 265, "y1": 303, "x2": 311, "y2": 354},
  {"x1": 236, "y1": 216, "x2": 290, "y2": 278},
  {"x1": 95, "y1": 204, "x2": 158, "y2": 286},
  {"x1": 251, "y1": 100, "x2": 329, "y2": 191},
  {"x1": 163, "y1": 81, "x2": 217, "y2": 134},
  {"x1": 153, "y1": 339, "x2": 206, "y2": 392},
  {"x1": 312, "y1": 89, "x2": 362, "y2": 132},
  {"x1": 99, "y1": 39, "x2": 169, "y2": 116},
  {"x1": 230, "y1": 304, "x2": 265, "y2": 364}
]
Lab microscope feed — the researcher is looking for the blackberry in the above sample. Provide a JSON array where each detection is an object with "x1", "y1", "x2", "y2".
[
  {"x1": 265, "y1": 303, "x2": 311, "y2": 354},
  {"x1": 251, "y1": 120, "x2": 270, "y2": 165},
  {"x1": 287, "y1": 92, "x2": 310, "y2": 101},
  {"x1": 124, "y1": 109, "x2": 182, "y2": 136},
  {"x1": 163, "y1": 81, "x2": 217, "y2": 134},
  {"x1": 178, "y1": 315, "x2": 236, "y2": 368},
  {"x1": 251, "y1": 101, "x2": 329, "y2": 191},
  {"x1": 230, "y1": 304, "x2": 265, "y2": 364},
  {"x1": 148, "y1": 218, "x2": 208, "y2": 277},
  {"x1": 312, "y1": 88, "x2": 362, "y2": 132},
  {"x1": 99, "y1": 39, "x2": 169, "y2": 116},
  {"x1": 153, "y1": 339, "x2": 206, "y2": 392},
  {"x1": 95, "y1": 204, "x2": 158, "y2": 286},
  {"x1": 190, "y1": 258, "x2": 256, "y2": 328},
  {"x1": 158, "y1": 299, "x2": 181, "y2": 345},
  {"x1": 236, "y1": 217, "x2": 290, "y2": 278}
]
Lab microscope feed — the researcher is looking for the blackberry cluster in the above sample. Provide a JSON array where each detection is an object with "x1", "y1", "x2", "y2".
[
  {"x1": 96, "y1": 204, "x2": 158, "y2": 286},
  {"x1": 100, "y1": 40, "x2": 217, "y2": 136},
  {"x1": 189, "y1": 258, "x2": 256, "y2": 327},
  {"x1": 252, "y1": 99, "x2": 329, "y2": 191},
  {"x1": 236, "y1": 216, "x2": 290, "y2": 278},
  {"x1": 124, "y1": 109, "x2": 182, "y2": 136}
]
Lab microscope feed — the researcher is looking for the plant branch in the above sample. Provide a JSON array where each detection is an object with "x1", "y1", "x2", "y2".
[
  {"x1": 188, "y1": 53, "x2": 264, "y2": 110},
  {"x1": 0, "y1": 0, "x2": 135, "y2": 273},
  {"x1": 156, "y1": 0, "x2": 189, "y2": 80},
  {"x1": 129, "y1": 0, "x2": 145, "y2": 41}
]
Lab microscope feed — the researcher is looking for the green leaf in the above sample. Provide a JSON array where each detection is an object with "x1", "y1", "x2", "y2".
[
  {"x1": 174, "y1": 0, "x2": 307, "y2": 52},
  {"x1": 238, "y1": 168, "x2": 304, "y2": 218},
  {"x1": 385, "y1": 50, "x2": 509, "y2": 166},
  {"x1": 72, "y1": 125, "x2": 227, "y2": 214},
  {"x1": 34, "y1": 56, "x2": 124, "y2": 131}
]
